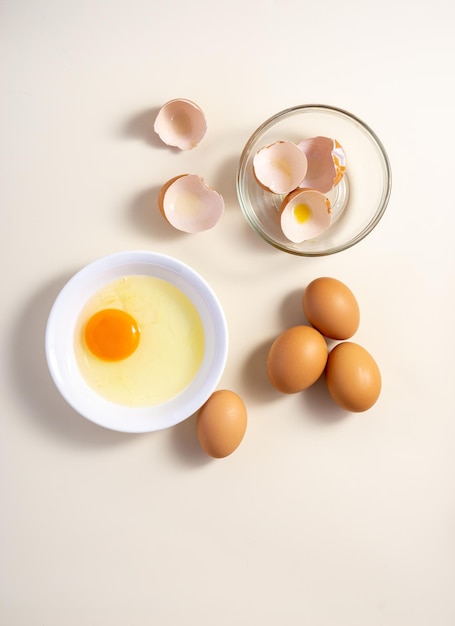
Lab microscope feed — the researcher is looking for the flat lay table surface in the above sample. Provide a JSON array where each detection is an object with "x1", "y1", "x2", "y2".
[{"x1": 2, "y1": 1, "x2": 455, "y2": 624}]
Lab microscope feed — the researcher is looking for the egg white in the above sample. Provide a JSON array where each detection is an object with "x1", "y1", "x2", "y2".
[{"x1": 74, "y1": 275, "x2": 205, "y2": 407}]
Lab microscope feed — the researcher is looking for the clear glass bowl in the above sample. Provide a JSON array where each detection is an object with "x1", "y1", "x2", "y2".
[{"x1": 237, "y1": 104, "x2": 392, "y2": 256}]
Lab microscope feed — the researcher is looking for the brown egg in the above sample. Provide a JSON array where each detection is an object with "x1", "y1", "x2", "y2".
[
  {"x1": 325, "y1": 342, "x2": 381, "y2": 412},
  {"x1": 196, "y1": 390, "x2": 247, "y2": 458},
  {"x1": 267, "y1": 325, "x2": 328, "y2": 394},
  {"x1": 302, "y1": 276, "x2": 360, "y2": 340}
]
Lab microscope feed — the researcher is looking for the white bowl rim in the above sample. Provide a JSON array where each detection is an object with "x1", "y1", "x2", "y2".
[{"x1": 45, "y1": 250, "x2": 228, "y2": 433}]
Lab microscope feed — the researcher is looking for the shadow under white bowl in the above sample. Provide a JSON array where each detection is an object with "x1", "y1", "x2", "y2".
[{"x1": 45, "y1": 251, "x2": 228, "y2": 433}]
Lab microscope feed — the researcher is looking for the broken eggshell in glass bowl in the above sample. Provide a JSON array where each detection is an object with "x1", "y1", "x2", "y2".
[
  {"x1": 280, "y1": 188, "x2": 332, "y2": 243},
  {"x1": 154, "y1": 99, "x2": 207, "y2": 150},
  {"x1": 158, "y1": 174, "x2": 225, "y2": 233},
  {"x1": 297, "y1": 136, "x2": 346, "y2": 193},
  {"x1": 237, "y1": 104, "x2": 392, "y2": 256},
  {"x1": 252, "y1": 140, "x2": 308, "y2": 194}
]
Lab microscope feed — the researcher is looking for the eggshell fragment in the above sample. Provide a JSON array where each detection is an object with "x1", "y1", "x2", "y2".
[
  {"x1": 267, "y1": 325, "x2": 328, "y2": 394},
  {"x1": 196, "y1": 390, "x2": 247, "y2": 458},
  {"x1": 297, "y1": 136, "x2": 347, "y2": 193},
  {"x1": 253, "y1": 140, "x2": 308, "y2": 194},
  {"x1": 302, "y1": 277, "x2": 360, "y2": 340},
  {"x1": 280, "y1": 188, "x2": 332, "y2": 243},
  {"x1": 154, "y1": 99, "x2": 207, "y2": 150},
  {"x1": 325, "y1": 342, "x2": 381, "y2": 412},
  {"x1": 158, "y1": 174, "x2": 224, "y2": 233}
]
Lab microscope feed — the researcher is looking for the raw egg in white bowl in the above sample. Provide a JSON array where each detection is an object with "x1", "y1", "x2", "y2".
[{"x1": 45, "y1": 251, "x2": 228, "y2": 433}]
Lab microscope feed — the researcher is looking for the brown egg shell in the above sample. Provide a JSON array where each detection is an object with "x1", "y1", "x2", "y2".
[
  {"x1": 279, "y1": 188, "x2": 332, "y2": 243},
  {"x1": 158, "y1": 174, "x2": 188, "y2": 224},
  {"x1": 158, "y1": 174, "x2": 224, "y2": 233},
  {"x1": 154, "y1": 98, "x2": 207, "y2": 150},
  {"x1": 303, "y1": 277, "x2": 360, "y2": 340},
  {"x1": 252, "y1": 140, "x2": 308, "y2": 195},
  {"x1": 196, "y1": 390, "x2": 247, "y2": 459},
  {"x1": 267, "y1": 325, "x2": 328, "y2": 394},
  {"x1": 325, "y1": 342, "x2": 381, "y2": 412},
  {"x1": 297, "y1": 136, "x2": 347, "y2": 194}
]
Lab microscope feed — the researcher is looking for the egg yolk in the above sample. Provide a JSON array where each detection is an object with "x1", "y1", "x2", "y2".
[
  {"x1": 84, "y1": 308, "x2": 140, "y2": 361},
  {"x1": 294, "y1": 203, "x2": 312, "y2": 224}
]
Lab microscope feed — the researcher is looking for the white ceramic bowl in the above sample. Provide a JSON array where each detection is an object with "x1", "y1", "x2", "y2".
[{"x1": 45, "y1": 251, "x2": 228, "y2": 433}]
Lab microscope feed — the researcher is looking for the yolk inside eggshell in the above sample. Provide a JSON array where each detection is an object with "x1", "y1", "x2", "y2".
[
  {"x1": 325, "y1": 342, "x2": 381, "y2": 412},
  {"x1": 294, "y1": 203, "x2": 312, "y2": 224}
]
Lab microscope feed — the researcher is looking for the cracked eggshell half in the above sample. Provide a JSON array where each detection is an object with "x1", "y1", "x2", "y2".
[
  {"x1": 154, "y1": 99, "x2": 207, "y2": 150},
  {"x1": 158, "y1": 174, "x2": 224, "y2": 233},
  {"x1": 297, "y1": 136, "x2": 346, "y2": 193},
  {"x1": 252, "y1": 140, "x2": 308, "y2": 194},
  {"x1": 279, "y1": 188, "x2": 332, "y2": 243}
]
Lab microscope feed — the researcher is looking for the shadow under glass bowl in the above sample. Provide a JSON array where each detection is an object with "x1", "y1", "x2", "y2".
[{"x1": 236, "y1": 104, "x2": 392, "y2": 256}]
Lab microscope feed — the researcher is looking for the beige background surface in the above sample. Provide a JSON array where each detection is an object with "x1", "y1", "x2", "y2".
[{"x1": 2, "y1": 1, "x2": 455, "y2": 624}]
